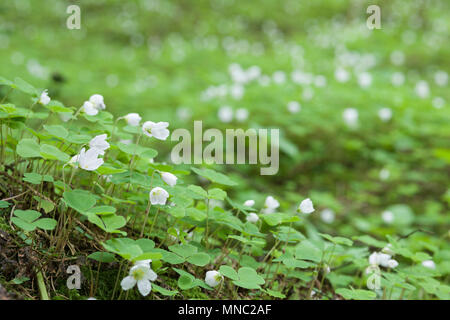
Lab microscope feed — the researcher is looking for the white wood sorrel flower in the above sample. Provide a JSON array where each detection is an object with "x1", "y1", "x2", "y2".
[
  {"x1": 142, "y1": 121, "x2": 170, "y2": 140},
  {"x1": 124, "y1": 113, "x2": 142, "y2": 126},
  {"x1": 39, "y1": 89, "x2": 50, "y2": 105},
  {"x1": 262, "y1": 196, "x2": 279, "y2": 214},
  {"x1": 82, "y1": 101, "x2": 98, "y2": 116},
  {"x1": 298, "y1": 198, "x2": 314, "y2": 214},
  {"x1": 89, "y1": 134, "x2": 110, "y2": 155},
  {"x1": 160, "y1": 172, "x2": 177, "y2": 187},
  {"x1": 121, "y1": 264, "x2": 157, "y2": 297},
  {"x1": 73, "y1": 148, "x2": 104, "y2": 171},
  {"x1": 246, "y1": 213, "x2": 259, "y2": 223},
  {"x1": 243, "y1": 200, "x2": 255, "y2": 207},
  {"x1": 149, "y1": 187, "x2": 169, "y2": 205},
  {"x1": 89, "y1": 94, "x2": 106, "y2": 110},
  {"x1": 205, "y1": 271, "x2": 223, "y2": 287}
]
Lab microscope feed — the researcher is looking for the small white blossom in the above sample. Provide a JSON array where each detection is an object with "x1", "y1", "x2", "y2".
[
  {"x1": 391, "y1": 72, "x2": 405, "y2": 86},
  {"x1": 218, "y1": 106, "x2": 233, "y2": 123},
  {"x1": 378, "y1": 108, "x2": 392, "y2": 122},
  {"x1": 357, "y1": 72, "x2": 372, "y2": 88},
  {"x1": 320, "y1": 209, "x2": 335, "y2": 224},
  {"x1": 160, "y1": 172, "x2": 177, "y2": 187},
  {"x1": 149, "y1": 187, "x2": 169, "y2": 205},
  {"x1": 434, "y1": 71, "x2": 448, "y2": 87},
  {"x1": 387, "y1": 259, "x2": 398, "y2": 268},
  {"x1": 120, "y1": 264, "x2": 157, "y2": 297},
  {"x1": 415, "y1": 80, "x2": 430, "y2": 99},
  {"x1": 142, "y1": 121, "x2": 170, "y2": 140},
  {"x1": 205, "y1": 271, "x2": 223, "y2": 287},
  {"x1": 246, "y1": 213, "x2": 259, "y2": 223},
  {"x1": 89, "y1": 134, "x2": 110, "y2": 155},
  {"x1": 382, "y1": 244, "x2": 395, "y2": 256},
  {"x1": 89, "y1": 94, "x2": 106, "y2": 110},
  {"x1": 343, "y1": 108, "x2": 358, "y2": 127},
  {"x1": 335, "y1": 68, "x2": 350, "y2": 83},
  {"x1": 422, "y1": 260, "x2": 436, "y2": 269},
  {"x1": 39, "y1": 90, "x2": 51, "y2": 105},
  {"x1": 432, "y1": 97, "x2": 445, "y2": 109},
  {"x1": 298, "y1": 198, "x2": 314, "y2": 214},
  {"x1": 262, "y1": 196, "x2": 279, "y2": 214},
  {"x1": 76, "y1": 148, "x2": 104, "y2": 171},
  {"x1": 124, "y1": 113, "x2": 142, "y2": 126},
  {"x1": 243, "y1": 200, "x2": 255, "y2": 207},
  {"x1": 287, "y1": 101, "x2": 301, "y2": 114},
  {"x1": 82, "y1": 101, "x2": 98, "y2": 116},
  {"x1": 235, "y1": 108, "x2": 249, "y2": 122},
  {"x1": 382, "y1": 210, "x2": 394, "y2": 224},
  {"x1": 379, "y1": 168, "x2": 390, "y2": 181},
  {"x1": 369, "y1": 252, "x2": 392, "y2": 267}
]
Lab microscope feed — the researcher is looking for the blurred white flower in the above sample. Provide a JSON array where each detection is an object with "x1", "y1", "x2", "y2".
[
  {"x1": 258, "y1": 75, "x2": 271, "y2": 86},
  {"x1": 149, "y1": 187, "x2": 169, "y2": 205},
  {"x1": 298, "y1": 198, "x2": 314, "y2": 214},
  {"x1": 287, "y1": 101, "x2": 301, "y2": 114},
  {"x1": 120, "y1": 264, "x2": 157, "y2": 297},
  {"x1": 415, "y1": 80, "x2": 430, "y2": 99},
  {"x1": 205, "y1": 271, "x2": 223, "y2": 287},
  {"x1": 89, "y1": 134, "x2": 110, "y2": 155},
  {"x1": 176, "y1": 107, "x2": 191, "y2": 121},
  {"x1": 379, "y1": 168, "x2": 390, "y2": 181},
  {"x1": 382, "y1": 210, "x2": 394, "y2": 224},
  {"x1": 369, "y1": 252, "x2": 391, "y2": 267},
  {"x1": 244, "y1": 200, "x2": 255, "y2": 207},
  {"x1": 124, "y1": 113, "x2": 142, "y2": 126},
  {"x1": 434, "y1": 71, "x2": 448, "y2": 87},
  {"x1": 82, "y1": 101, "x2": 98, "y2": 116},
  {"x1": 421, "y1": 260, "x2": 436, "y2": 269},
  {"x1": 382, "y1": 244, "x2": 395, "y2": 256},
  {"x1": 391, "y1": 72, "x2": 405, "y2": 86},
  {"x1": 39, "y1": 90, "x2": 50, "y2": 105},
  {"x1": 235, "y1": 108, "x2": 249, "y2": 122},
  {"x1": 262, "y1": 196, "x2": 279, "y2": 214},
  {"x1": 432, "y1": 97, "x2": 445, "y2": 109},
  {"x1": 142, "y1": 121, "x2": 170, "y2": 140},
  {"x1": 160, "y1": 172, "x2": 177, "y2": 187},
  {"x1": 246, "y1": 213, "x2": 259, "y2": 223},
  {"x1": 314, "y1": 75, "x2": 327, "y2": 87},
  {"x1": 59, "y1": 112, "x2": 72, "y2": 122},
  {"x1": 89, "y1": 94, "x2": 106, "y2": 110},
  {"x1": 378, "y1": 108, "x2": 392, "y2": 122},
  {"x1": 335, "y1": 68, "x2": 350, "y2": 83},
  {"x1": 390, "y1": 50, "x2": 405, "y2": 66},
  {"x1": 320, "y1": 209, "x2": 335, "y2": 224},
  {"x1": 218, "y1": 106, "x2": 233, "y2": 123},
  {"x1": 272, "y1": 71, "x2": 286, "y2": 84},
  {"x1": 357, "y1": 72, "x2": 372, "y2": 88},
  {"x1": 343, "y1": 108, "x2": 358, "y2": 127},
  {"x1": 387, "y1": 259, "x2": 398, "y2": 268},
  {"x1": 230, "y1": 84, "x2": 244, "y2": 100}
]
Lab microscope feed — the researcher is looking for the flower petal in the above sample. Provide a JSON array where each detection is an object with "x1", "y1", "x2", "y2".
[{"x1": 120, "y1": 276, "x2": 137, "y2": 291}]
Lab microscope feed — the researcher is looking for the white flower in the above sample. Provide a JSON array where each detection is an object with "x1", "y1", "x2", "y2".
[
  {"x1": 59, "y1": 112, "x2": 72, "y2": 122},
  {"x1": 246, "y1": 213, "x2": 259, "y2": 223},
  {"x1": 149, "y1": 187, "x2": 169, "y2": 205},
  {"x1": 82, "y1": 101, "x2": 98, "y2": 116},
  {"x1": 87, "y1": 297, "x2": 97, "y2": 300},
  {"x1": 243, "y1": 200, "x2": 255, "y2": 207},
  {"x1": 382, "y1": 210, "x2": 394, "y2": 224},
  {"x1": 133, "y1": 259, "x2": 152, "y2": 268},
  {"x1": 120, "y1": 264, "x2": 157, "y2": 297},
  {"x1": 218, "y1": 106, "x2": 233, "y2": 123},
  {"x1": 335, "y1": 68, "x2": 350, "y2": 83},
  {"x1": 369, "y1": 252, "x2": 392, "y2": 267},
  {"x1": 272, "y1": 71, "x2": 286, "y2": 84},
  {"x1": 89, "y1": 94, "x2": 106, "y2": 110},
  {"x1": 142, "y1": 121, "x2": 170, "y2": 140},
  {"x1": 160, "y1": 172, "x2": 177, "y2": 187},
  {"x1": 287, "y1": 101, "x2": 301, "y2": 114},
  {"x1": 421, "y1": 260, "x2": 436, "y2": 269},
  {"x1": 39, "y1": 90, "x2": 50, "y2": 105},
  {"x1": 434, "y1": 71, "x2": 448, "y2": 87},
  {"x1": 357, "y1": 72, "x2": 372, "y2": 88},
  {"x1": 320, "y1": 209, "x2": 335, "y2": 224},
  {"x1": 75, "y1": 148, "x2": 104, "y2": 171},
  {"x1": 379, "y1": 168, "x2": 390, "y2": 181},
  {"x1": 235, "y1": 108, "x2": 249, "y2": 122},
  {"x1": 432, "y1": 97, "x2": 445, "y2": 109},
  {"x1": 390, "y1": 50, "x2": 405, "y2": 66},
  {"x1": 298, "y1": 198, "x2": 314, "y2": 214},
  {"x1": 415, "y1": 80, "x2": 430, "y2": 99},
  {"x1": 262, "y1": 196, "x2": 279, "y2": 214},
  {"x1": 124, "y1": 113, "x2": 142, "y2": 126},
  {"x1": 387, "y1": 259, "x2": 398, "y2": 268},
  {"x1": 205, "y1": 270, "x2": 223, "y2": 287},
  {"x1": 89, "y1": 134, "x2": 110, "y2": 155},
  {"x1": 378, "y1": 108, "x2": 392, "y2": 122},
  {"x1": 391, "y1": 72, "x2": 405, "y2": 86},
  {"x1": 343, "y1": 108, "x2": 358, "y2": 127},
  {"x1": 230, "y1": 84, "x2": 244, "y2": 100},
  {"x1": 119, "y1": 139, "x2": 133, "y2": 145}
]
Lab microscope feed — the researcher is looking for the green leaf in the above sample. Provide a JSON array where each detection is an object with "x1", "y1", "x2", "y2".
[
  {"x1": 219, "y1": 266, "x2": 239, "y2": 280},
  {"x1": 63, "y1": 189, "x2": 97, "y2": 214},
  {"x1": 33, "y1": 218, "x2": 57, "y2": 230},
  {"x1": 14, "y1": 209, "x2": 41, "y2": 222},
  {"x1": 191, "y1": 167, "x2": 238, "y2": 186},
  {"x1": 152, "y1": 284, "x2": 178, "y2": 296},
  {"x1": 319, "y1": 233, "x2": 353, "y2": 246},
  {"x1": 207, "y1": 188, "x2": 227, "y2": 200},
  {"x1": 295, "y1": 240, "x2": 323, "y2": 262},
  {"x1": 88, "y1": 252, "x2": 117, "y2": 263},
  {"x1": 168, "y1": 244, "x2": 197, "y2": 259},
  {"x1": 335, "y1": 288, "x2": 376, "y2": 300},
  {"x1": 187, "y1": 185, "x2": 207, "y2": 199},
  {"x1": 43, "y1": 125, "x2": 69, "y2": 139},
  {"x1": 14, "y1": 77, "x2": 38, "y2": 95},
  {"x1": 40, "y1": 144, "x2": 70, "y2": 162},
  {"x1": 16, "y1": 139, "x2": 41, "y2": 158},
  {"x1": 186, "y1": 253, "x2": 210, "y2": 266},
  {"x1": 23, "y1": 172, "x2": 42, "y2": 184}
]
